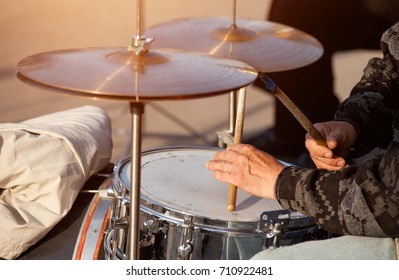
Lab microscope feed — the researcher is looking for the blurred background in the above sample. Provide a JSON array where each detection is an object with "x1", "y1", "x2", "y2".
[{"x1": 0, "y1": 0, "x2": 379, "y2": 163}]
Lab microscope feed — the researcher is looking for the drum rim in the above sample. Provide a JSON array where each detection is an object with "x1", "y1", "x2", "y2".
[{"x1": 113, "y1": 146, "x2": 314, "y2": 233}]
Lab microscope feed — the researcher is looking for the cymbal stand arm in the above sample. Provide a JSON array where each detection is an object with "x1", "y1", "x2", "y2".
[
  {"x1": 136, "y1": 0, "x2": 142, "y2": 38},
  {"x1": 130, "y1": 0, "x2": 153, "y2": 55},
  {"x1": 232, "y1": 0, "x2": 237, "y2": 28},
  {"x1": 128, "y1": 102, "x2": 145, "y2": 260}
]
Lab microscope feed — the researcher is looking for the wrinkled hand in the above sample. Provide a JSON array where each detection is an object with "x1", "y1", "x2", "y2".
[
  {"x1": 205, "y1": 144, "x2": 285, "y2": 200},
  {"x1": 305, "y1": 121, "x2": 357, "y2": 170}
]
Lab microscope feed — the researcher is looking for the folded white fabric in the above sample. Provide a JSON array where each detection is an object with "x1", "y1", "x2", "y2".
[{"x1": 0, "y1": 105, "x2": 112, "y2": 259}]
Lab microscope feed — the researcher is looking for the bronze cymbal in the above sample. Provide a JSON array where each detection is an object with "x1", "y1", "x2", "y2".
[
  {"x1": 17, "y1": 47, "x2": 257, "y2": 101},
  {"x1": 144, "y1": 17, "x2": 324, "y2": 72}
]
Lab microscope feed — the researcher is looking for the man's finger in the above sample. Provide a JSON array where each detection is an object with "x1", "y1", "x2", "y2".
[
  {"x1": 210, "y1": 169, "x2": 234, "y2": 185},
  {"x1": 311, "y1": 155, "x2": 346, "y2": 170},
  {"x1": 206, "y1": 160, "x2": 233, "y2": 173},
  {"x1": 306, "y1": 136, "x2": 334, "y2": 158}
]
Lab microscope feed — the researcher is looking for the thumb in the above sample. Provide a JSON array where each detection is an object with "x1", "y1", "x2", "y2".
[{"x1": 325, "y1": 134, "x2": 339, "y2": 150}]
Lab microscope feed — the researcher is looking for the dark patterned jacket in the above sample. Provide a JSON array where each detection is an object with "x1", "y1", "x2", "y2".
[{"x1": 276, "y1": 22, "x2": 399, "y2": 238}]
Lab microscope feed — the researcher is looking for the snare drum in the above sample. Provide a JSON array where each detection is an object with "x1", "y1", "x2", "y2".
[{"x1": 104, "y1": 147, "x2": 318, "y2": 260}]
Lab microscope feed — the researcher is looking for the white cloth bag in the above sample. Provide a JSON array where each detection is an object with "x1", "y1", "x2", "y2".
[{"x1": 0, "y1": 106, "x2": 112, "y2": 259}]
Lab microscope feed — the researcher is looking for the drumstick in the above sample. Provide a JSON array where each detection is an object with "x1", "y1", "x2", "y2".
[
  {"x1": 258, "y1": 73, "x2": 328, "y2": 147},
  {"x1": 227, "y1": 87, "x2": 247, "y2": 211}
]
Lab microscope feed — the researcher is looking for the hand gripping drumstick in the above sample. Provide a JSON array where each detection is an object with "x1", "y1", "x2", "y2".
[
  {"x1": 258, "y1": 72, "x2": 328, "y2": 148},
  {"x1": 226, "y1": 74, "x2": 327, "y2": 211}
]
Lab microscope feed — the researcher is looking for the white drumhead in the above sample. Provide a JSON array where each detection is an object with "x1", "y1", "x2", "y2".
[{"x1": 120, "y1": 147, "x2": 291, "y2": 222}]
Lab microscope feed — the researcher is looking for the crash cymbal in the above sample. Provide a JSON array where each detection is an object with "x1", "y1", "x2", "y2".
[
  {"x1": 17, "y1": 47, "x2": 257, "y2": 101},
  {"x1": 144, "y1": 17, "x2": 324, "y2": 72}
]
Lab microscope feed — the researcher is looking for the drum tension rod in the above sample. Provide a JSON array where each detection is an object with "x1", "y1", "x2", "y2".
[
  {"x1": 80, "y1": 189, "x2": 114, "y2": 198},
  {"x1": 259, "y1": 210, "x2": 291, "y2": 248}
]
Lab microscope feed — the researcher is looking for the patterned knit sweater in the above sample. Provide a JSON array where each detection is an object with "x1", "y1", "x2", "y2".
[{"x1": 276, "y1": 22, "x2": 399, "y2": 238}]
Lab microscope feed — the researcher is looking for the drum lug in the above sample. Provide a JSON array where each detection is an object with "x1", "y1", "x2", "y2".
[
  {"x1": 177, "y1": 216, "x2": 195, "y2": 260},
  {"x1": 143, "y1": 219, "x2": 154, "y2": 229},
  {"x1": 141, "y1": 219, "x2": 157, "y2": 244},
  {"x1": 177, "y1": 242, "x2": 193, "y2": 260},
  {"x1": 111, "y1": 216, "x2": 129, "y2": 230},
  {"x1": 139, "y1": 218, "x2": 170, "y2": 259},
  {"x1": 119, "y1": 197, "x2": 130, "y2": 206}
]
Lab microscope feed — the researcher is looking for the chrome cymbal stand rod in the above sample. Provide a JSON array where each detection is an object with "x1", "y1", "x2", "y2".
[
  {"x1": 130, "y1": 0, "x2": 153, "y2": 55},
  {"x1": 136, "y1": 0, "x2": 142, "y2": 38},
  {"x1": 229, "y1": 91, "x2": 237, "y2": 135},
  {"x1": 232, "y1": 0, "x2": 237, "y2": 28},
  {"x1": 128, "y1": 102, "x2": 144, "y2": 260}
]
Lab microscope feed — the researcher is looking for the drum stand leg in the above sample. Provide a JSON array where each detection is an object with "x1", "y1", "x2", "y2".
[{"x1": 128, "y1": 102, "x2": 145, "y2": 260}]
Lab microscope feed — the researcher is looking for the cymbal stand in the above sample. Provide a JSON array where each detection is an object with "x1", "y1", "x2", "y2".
[
  {"x1": 218, "y1": 0, "x2": 246, "y2": 146},
  {"x1": 232, "y1": 0, "x2": 237, "y2": 28},
  {"x1": 128, "y1": 102, "x2": 144, "y2": 260},
  {"x1": 217, "y1": 0, "x2": 243, "y2": 148},
  {"x1": 126, "y1": 0, "x2": 149, "y2": 260},
  {"x1": 228, "y1": 0, "x2": 239, "y2": 140}
]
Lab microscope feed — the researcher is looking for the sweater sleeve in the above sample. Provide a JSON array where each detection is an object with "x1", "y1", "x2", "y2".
[
  {"x1": 274, "y1": 23, "x2": 399, "y2": 238},
  {"x1": 334, "y1": 22, "x2": 399, "y2": 156},
  {"x1": 276, "y1": 127, "x2": 399, "y2": 237}
]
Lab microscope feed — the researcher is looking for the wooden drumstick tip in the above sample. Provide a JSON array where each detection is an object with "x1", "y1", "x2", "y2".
[{"x1": 228, "y1": 184, "x2": 238, "y2": 211}]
